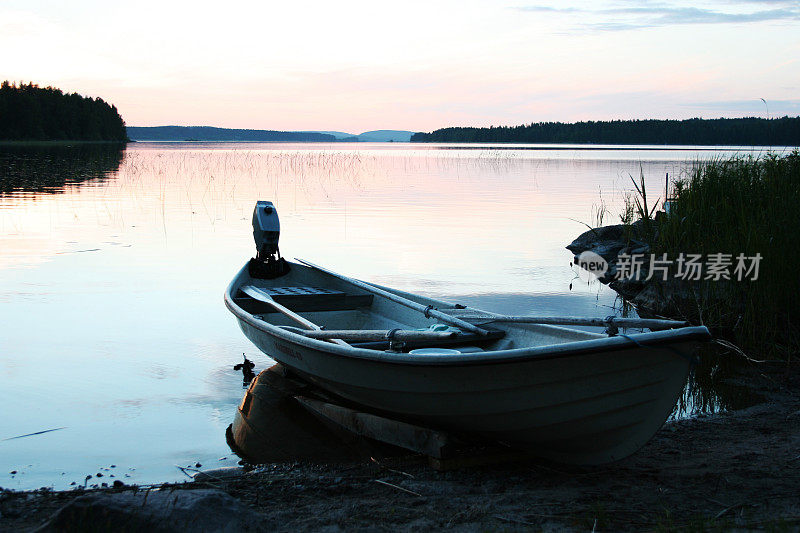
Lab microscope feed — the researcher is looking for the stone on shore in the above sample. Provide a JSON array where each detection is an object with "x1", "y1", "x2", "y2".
[
  {"x1": 35, "y1": 488, "x2": 265, "y2": 532},
  {"x1": 566, "y1": 220, "x2": 704, "y2": 320},
  {"x1": 566, "y1": 223, "x2": 636, "y2": 265}
]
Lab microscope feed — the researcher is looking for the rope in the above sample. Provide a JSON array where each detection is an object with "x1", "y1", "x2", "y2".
[
  {"x1": 384, "y1": 328, "x2": 405, "y2": 353},
  {"x1": 604, "y1": 315, "x2": 619, "y2": 336}
]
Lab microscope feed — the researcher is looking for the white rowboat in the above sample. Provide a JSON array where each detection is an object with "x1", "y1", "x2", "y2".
[{"x1": 225, "y1": 202, "x2": 710, "y2": 464}]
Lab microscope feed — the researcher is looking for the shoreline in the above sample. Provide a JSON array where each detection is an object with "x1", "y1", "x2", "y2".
[
  {"x1": 0, "y1": 140, "x2": 129, "y2": 146},
  {"x1": 3, "y1": 364, "x2": 797, "y2": 532},
  {"x1": 2, "y1": 140, "x2": 791, "y2": 149}
]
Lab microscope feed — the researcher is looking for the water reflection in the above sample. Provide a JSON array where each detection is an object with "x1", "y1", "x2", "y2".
[
  {"x1": 675, "y1": 346, "x2": 764, "y2": 417},
  {"x1": 0, "y1": 143, "x2": 125, "y2": 195},
  {"x1": 0, "y1": 142, "x2": 763, "y2": 490}
]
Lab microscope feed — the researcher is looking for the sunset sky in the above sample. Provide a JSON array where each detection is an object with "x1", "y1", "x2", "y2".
[{"x1": 2, "y1": 0, "x2": 798, "y2": 132}]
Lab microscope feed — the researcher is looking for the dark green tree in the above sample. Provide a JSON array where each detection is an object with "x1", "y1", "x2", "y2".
[
  {"x1": 411, "y1": 117, "x2": 800, "y2": 146},
  {"x1": 0, "y1": 81, "x2": 128, "y2": 141}
]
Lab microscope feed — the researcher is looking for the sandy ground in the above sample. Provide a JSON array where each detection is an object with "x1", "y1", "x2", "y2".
[{"x1": 2, "y1": 366, "x2": 799, "y2": 532}]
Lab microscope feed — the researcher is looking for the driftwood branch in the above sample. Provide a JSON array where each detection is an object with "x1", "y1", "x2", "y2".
[{"x1": 373, "y1": 479, "x2": 423, "y2": 497}]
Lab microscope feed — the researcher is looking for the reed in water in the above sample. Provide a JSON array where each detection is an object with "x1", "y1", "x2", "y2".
[{"x1": 627, "y1": 151, "x2": 800, "y2": 363}]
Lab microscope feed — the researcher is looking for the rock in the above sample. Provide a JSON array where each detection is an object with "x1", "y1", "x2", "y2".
[
  {"x1": 35, "y1": 488, "x2": 263, "y2": 532},
  {"x1": 567, "y1": 220, "x2": 649, "y2": 259},
  {"x1": 566, "y1": 223, "x2": 630, "y2": 264},
  {"x1": 567, "y1": 221, "x2": 651, "y2": 285},
  {"x1": 567, "y1": 220, "x2": 709, "y2": 320}
]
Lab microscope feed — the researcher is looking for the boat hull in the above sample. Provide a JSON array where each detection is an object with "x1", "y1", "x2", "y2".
[{"x1": 226, "y1": 262, "x2": 708, "y2": 464}]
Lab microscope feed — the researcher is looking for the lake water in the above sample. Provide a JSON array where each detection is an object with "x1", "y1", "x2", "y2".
[{"x1": 0, "y1": 142, "x2": 773, "y2": 490}]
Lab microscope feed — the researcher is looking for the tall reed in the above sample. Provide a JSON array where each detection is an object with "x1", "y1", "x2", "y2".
[{"x1": 649, "y1": 151, "x2": 799, "y2": 361}]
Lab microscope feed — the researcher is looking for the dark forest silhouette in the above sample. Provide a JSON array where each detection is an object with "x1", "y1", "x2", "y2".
[
  {"x1": 411, "y1": 117, "x2": 800, "y2": 146},
  {"x1": 0, "y1": 82, "x2": 128, "y2": 141}
]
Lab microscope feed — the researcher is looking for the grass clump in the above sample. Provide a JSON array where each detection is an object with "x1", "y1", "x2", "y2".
[{"x1": 642, "y1": 151, "x2": 800, "y2": 361}]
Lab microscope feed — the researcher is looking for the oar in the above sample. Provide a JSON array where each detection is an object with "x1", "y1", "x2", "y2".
[
  {"x1": 444, "y1": 312, "x2": 688, "y2": 329},
  {"x1": 294, "y1": 259, "x2": 490, "y2": 336},
  {"x1": 240, "y1": 285, "x2": 350, "y2": 347},
  {"x1": 279, "y1": 327, "x2": 458, "y2": 342}
]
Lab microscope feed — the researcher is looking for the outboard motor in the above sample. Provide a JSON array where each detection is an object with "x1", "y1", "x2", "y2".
[{"x1": 249, "y1": 201, "x2": 290, "y2": 279}]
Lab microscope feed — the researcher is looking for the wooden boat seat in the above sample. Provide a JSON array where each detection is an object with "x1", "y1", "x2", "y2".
[{"x1": 236, "y1": 285, "x2": 374, "y2": 313}]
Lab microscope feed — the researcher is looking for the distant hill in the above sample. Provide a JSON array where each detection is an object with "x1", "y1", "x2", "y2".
[
  {"x1": 356, "y1": 130, "x2": 415, "y2": 142},
  {"x1": 301, "y1": 131, "x2": 358, "y2": 140},
  {"x1": 411, "y1": 118, "x2": 800, "y2": 145},
  {"x1": 0, "y1": 81, "x2": 127, "y2": 142},
  {"x1": 300, "y1": 130, "x2": 415, "y2": 142},
  {"x1": 127, "y1": 126, "x2": 336, "y2": 142},
  {"x1": 127, "y1": 126, "x2": 418, "y2": 143}
]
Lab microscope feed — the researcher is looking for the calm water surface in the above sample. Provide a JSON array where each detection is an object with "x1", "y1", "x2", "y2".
[{"x1": 0, "y1": 142, "x2": 770, "y2": 490}]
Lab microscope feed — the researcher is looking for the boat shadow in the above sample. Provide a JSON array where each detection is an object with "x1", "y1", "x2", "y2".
[{"x1": 227, "y1": 365, "x2": 406, "y2": 465}]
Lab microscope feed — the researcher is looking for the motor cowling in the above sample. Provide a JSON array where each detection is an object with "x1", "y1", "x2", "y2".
[
  {"x1": 250, "y1": 201, "x2": 290, "y2": 279},
  {"x1": 252, "y1": 200, "x2": 280, "y2": 259}
]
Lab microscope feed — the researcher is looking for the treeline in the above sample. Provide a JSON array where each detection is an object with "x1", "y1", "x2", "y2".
[
  {"x1": 127, "y1": 126, "x2": 336, "y2": 142},
  {"x1": 0, "y1": 81, "x2": 128, "y2": 142},
  {"x1": 411, "y1": 117, "x2": 800, "y2": 146}
]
